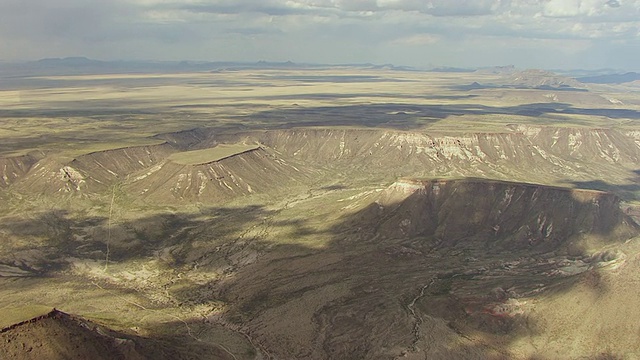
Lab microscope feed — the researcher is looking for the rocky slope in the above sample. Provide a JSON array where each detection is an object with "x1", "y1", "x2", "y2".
[
  {"x1": 0, "y1": 308, "x2": 235, "y2": 360},
  {"x1": 125, "y1": 147, "x2": 312, "y2": 203},
  {"x1": 256, "y1": 127, "x2": 640, "y2": 195},
  {"x1": 365, "y1": 178, "x2": 637, "y2": 252},
  {"x1": 212, "y1": 178, "x2": 638, "y2": 359},
  {"x1": 4, "y1": 126, "x2": 639, "y2": 202},
  {"x1": 0, "y1": 152, "x2": 44, "y2": 188}
]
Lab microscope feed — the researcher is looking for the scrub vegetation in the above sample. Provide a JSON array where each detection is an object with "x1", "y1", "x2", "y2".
[{"x1": 1, "y1": 65, "x2": 640, "y2": 359}]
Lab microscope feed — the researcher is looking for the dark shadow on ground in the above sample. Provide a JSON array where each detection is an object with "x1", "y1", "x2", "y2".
[
  {"x1": 453, "y1": 82, "x2": 588, "y2": 92},
  {"x1": 3, "y1": 100, "x2": 639, "y2": 134},
  {"x1": 1, "y1": 178, "x2": 637, "y2": 358},
  {"x1": 241, "y1": 102, "x2": 640, "y2": 131},
  {"x1": 562, "y1": 170, "x2": 640, "y2": 201}
]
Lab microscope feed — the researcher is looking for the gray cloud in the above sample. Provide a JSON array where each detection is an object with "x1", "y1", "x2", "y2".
[
  {"x1": 607, "y1": 0, "x2": 621, "y2": 7},
  {"x1": 0, "y1": 0, "x2": 638, "y2": 70},
  {"x1": 176, "y1": 1, "x2": 318, "y2": 16}
]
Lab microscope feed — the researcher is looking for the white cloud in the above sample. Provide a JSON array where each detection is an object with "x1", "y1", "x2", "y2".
[
  {"x1": 390, "y1": 33, "x2": 440, "y2": 45},
  {"x1": 542, "y1": 0, "x2": 582, "y2": 17},
  {"x1": 540, "y1": 0, "x2": 625, "y2": 17}
]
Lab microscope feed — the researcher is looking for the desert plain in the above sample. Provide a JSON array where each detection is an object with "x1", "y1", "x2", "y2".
[{"x1": 0, "y1": 64, "x2": 640, "y2": 359}]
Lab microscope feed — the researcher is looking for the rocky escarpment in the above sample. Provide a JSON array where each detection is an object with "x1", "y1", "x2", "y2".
[
  {"x1": 508, "y1": 125, "x2": 640, "y2": 165},
  {"x1": 4, "y1": 125, "x2": 640, "y2": 202},
  {"x1": 257, "y1": 127, "x2": 640, "y2": 167},
  {"x1": 255, "y1": 127, "x2": 640, "y2": 188},
  {"x1": 365, "y1": 178, "x2": 638, "y2": 252},
  {"x1": 125, "y1": 147, "x2": 312, "y2": 203},
  {"x1": 69, "y1": 143, "x2": 175, "y2": 189}
]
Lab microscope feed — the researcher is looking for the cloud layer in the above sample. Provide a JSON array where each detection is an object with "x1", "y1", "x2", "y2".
[{"x1": 1, "y1": 0, "x2": 639, "y2": 69}]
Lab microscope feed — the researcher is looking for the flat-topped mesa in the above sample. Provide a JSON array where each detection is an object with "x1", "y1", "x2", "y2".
[
  {"x1": 5, "y1": 126, "x2": 640, "y2": 201},
  {"x1": 126, "y1": 146, "x2": 312, "y2": 204},
  {"x1": 371, "y1": 178, "x2": 639, "y2": 253},
  {"x1": 167, "y1": 144, "x2": 261, "y2": 165},
  {"x1": 255, "y1": 127, "x2": 640, "y2": 178}
]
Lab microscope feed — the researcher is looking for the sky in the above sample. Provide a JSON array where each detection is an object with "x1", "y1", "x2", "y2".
[{"x1": 1, "y1": 0, "x2": 639, "y2": 70}]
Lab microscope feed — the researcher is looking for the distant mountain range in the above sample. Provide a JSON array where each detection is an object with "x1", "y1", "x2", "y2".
[
  {"x1": 455, "y1": 69, "x2": 587, "y2": 92},
  {"x1": 2, "y1": 58, "x2": 638, "y2": 83},
  {"x1": 0, "y1": 57, "x2": 417, "y2": 76}
]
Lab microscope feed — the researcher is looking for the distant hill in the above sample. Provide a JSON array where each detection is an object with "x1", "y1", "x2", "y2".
[
  {"x1": 36, "y1": 56, "x2": 104, "y2": 66},
  {"x1": 456, "y1": 69, "x2": 587, "y2": 92},
  {"x1": 474, "y1": 65, "x2": 516, "y2": 75},
  {"x1": 578, "y1": 72, "x2": 640, "y2": 84},
  {"x1": 507, "y1": 69, "x2": 584, "y2": 88},
  {"x1": 429, "y1": 66, "x2": 475, "y2": 73}
]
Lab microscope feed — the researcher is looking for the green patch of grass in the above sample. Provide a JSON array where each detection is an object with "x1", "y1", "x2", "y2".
[{"x1": 168, "y1": 144, "x2": 260, "y2": 165}]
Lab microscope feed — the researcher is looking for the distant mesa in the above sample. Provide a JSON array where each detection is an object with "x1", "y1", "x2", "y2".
[
  {"x1": 578, "y1": 72, "x2": 640, "y2": 84},
  {"x1": 456, "y1": 69, "x2": 587, "y2": 91},
  {"x1": 167, "y1": 144, "x2": 261, "y2": 165},
  {"x1": 474, "y1": 65, "x2": 516, "y2": 75},
  {"x1": 429, "y1": 66, "x2": 475, "y2": 73},
  {"x1": 36, "y1": 56, "x2": 105, "y2": 67},
  {"x1": 506, "y1": 69, "x2": 584, "y2": 89},
  {"x1": 457, "y1": 81, "x2": 484, "y2": 90},
  {"x1": 256, "y1": 60, "x2": 298, "y2": 68}
]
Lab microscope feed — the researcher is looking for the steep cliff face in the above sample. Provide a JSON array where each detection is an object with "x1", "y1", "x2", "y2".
[
  {"x1": 257, "y1": 127, "x2": 640, "y2": 167},
  {"x1": 510, "y1": 125, "x2": 640, "y2": 165},
  {"x1": 258, "y1": 128, "x2": 542, "y2": 172},
  {"x1": 256, "y1": 127, "x2": 640, "y2": 187},
  {"x1": 366, "y1": 179, "x2": 638, "y2": 252},
  {"x1": 6, "y1": 126, "x2": 640, "y2": 202}
]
